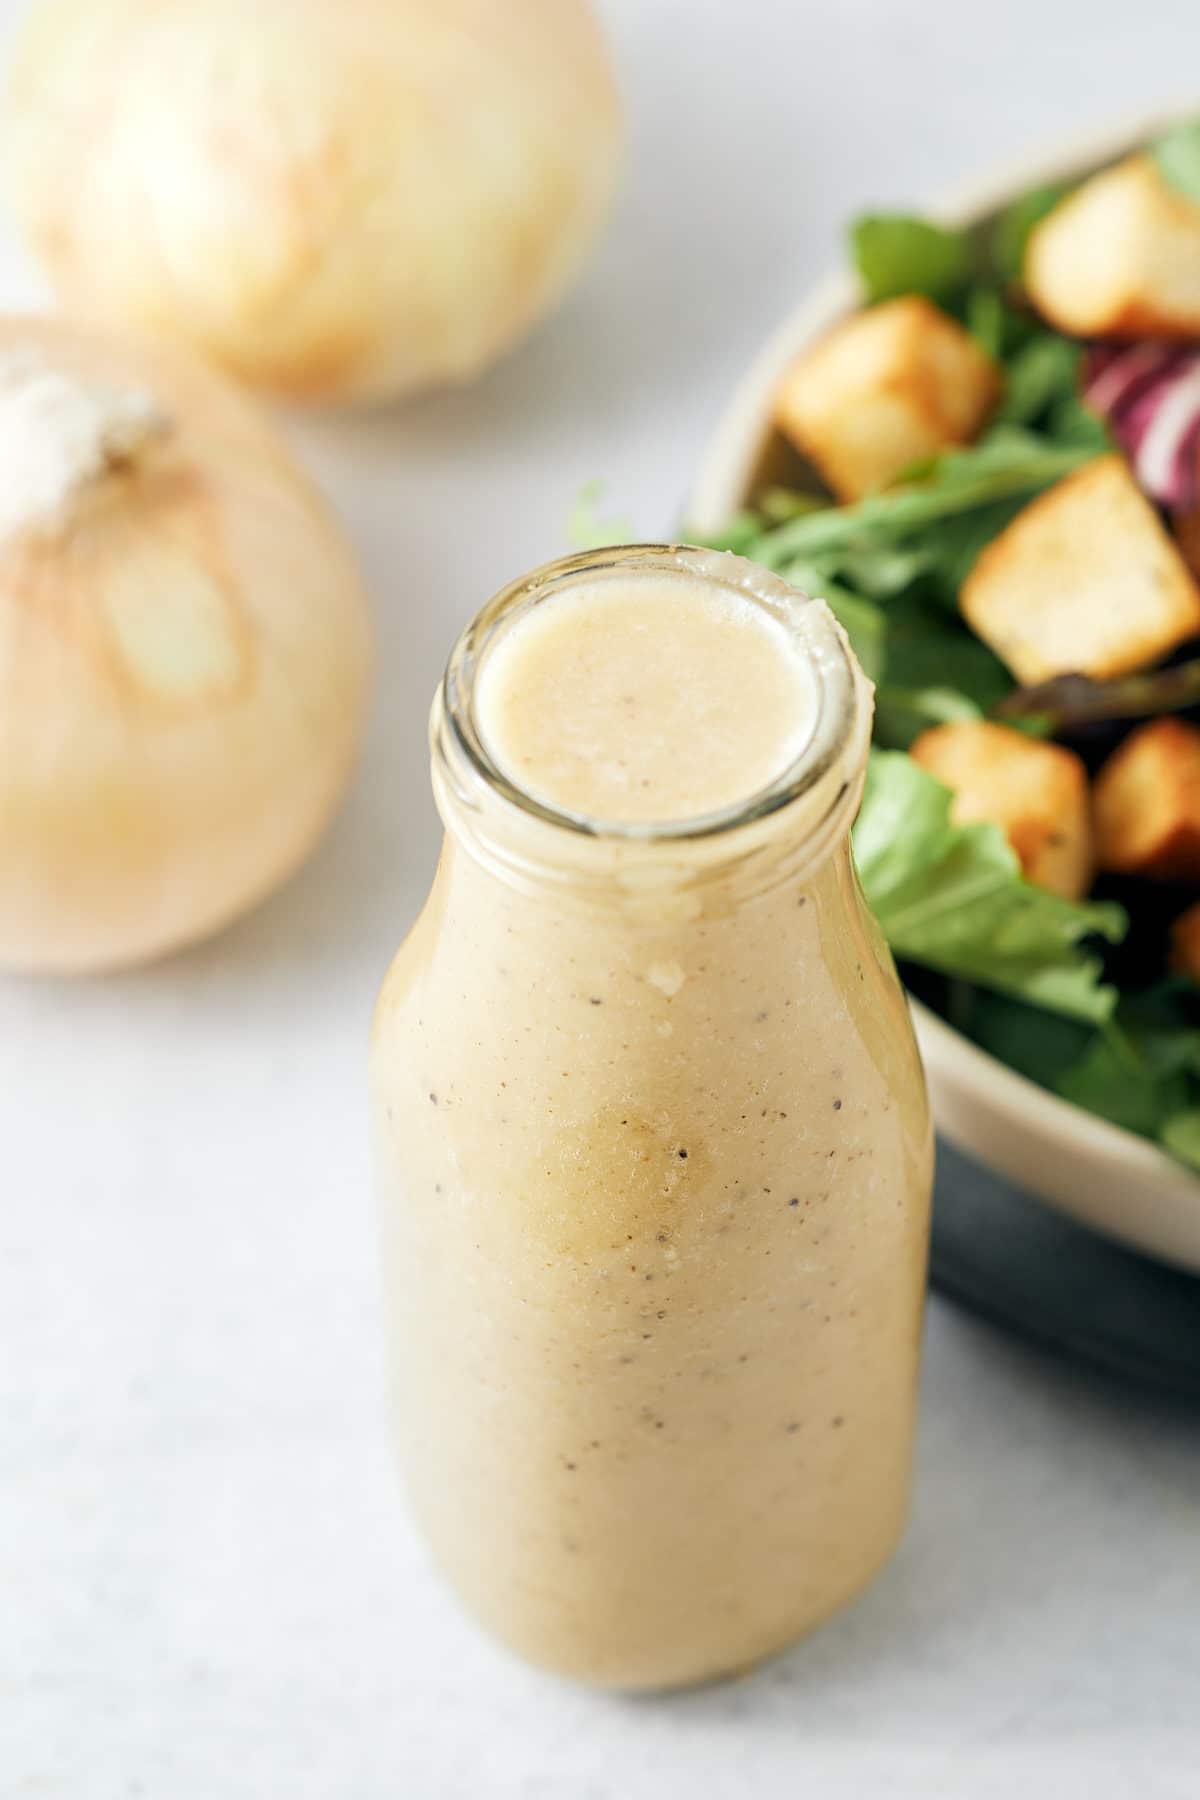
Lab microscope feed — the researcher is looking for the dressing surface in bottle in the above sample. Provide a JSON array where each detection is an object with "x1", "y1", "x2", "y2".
[{"x1": 372, "y1": 545, "x2": 932, "y2": 1690}]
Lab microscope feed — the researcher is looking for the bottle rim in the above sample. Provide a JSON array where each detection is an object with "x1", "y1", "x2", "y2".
[{"x1": 436, "y1": 542, "x2": 871, "y2": 853}]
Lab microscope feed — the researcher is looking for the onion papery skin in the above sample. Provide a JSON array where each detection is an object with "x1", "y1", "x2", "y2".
[
  {"x1": 0, "y1": 317, "x2": 371, "y2": 974},
  {"x1": 1, "y1": 0, "x2": 623, "y2": 406}
]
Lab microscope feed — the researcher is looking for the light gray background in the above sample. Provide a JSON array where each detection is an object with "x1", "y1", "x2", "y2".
[{"x1": 3, "y1": 2, "x2": 1199, "y2": 1795}]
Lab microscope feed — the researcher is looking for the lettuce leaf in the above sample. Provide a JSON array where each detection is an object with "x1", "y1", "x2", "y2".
[
  {"x1": 1053, "y1": 983, "x2": 1200, "y2": 1141},
  {"x1": 954, "y1": 980, "x2": 1200, "y2": 1172},
  {"x1": 1056, "y1": 1036, "x2": 1193, "y2": 1138},
  {"x1": 852, "y1": 751, "x2": 1126, "y2": 1023},
  {"x1": 851, "y1": 215, "x2": 971, "y2": 305},
  {"x1": 952, "y1": 987, "x2": 1094, "y2": 1090}
]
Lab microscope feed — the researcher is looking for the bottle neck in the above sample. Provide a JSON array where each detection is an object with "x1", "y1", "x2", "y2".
[{"x1": 430, "y1": 544, "x2": 873, "y2": 918}]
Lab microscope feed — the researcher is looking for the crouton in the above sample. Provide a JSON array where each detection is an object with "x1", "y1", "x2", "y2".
[
  {"x1": 960, "y1": 455, "x2": 1200, "y2": 685},
  {"x1": 773, "y1": 296, "x2": 1000, "y2": 502},
  {"x1": 1025, "y1": 155, "x2": 1200, "y2": 340},
  {"x1": 1169, "y1": 901, "x2": 1200, "y2": 982},
  {"x1": 1093, "y1": 717, "x2": 1200, "y2": 880},
  {"x1": 910, "y1": 719, "x2": 1093, "y2": 899}
]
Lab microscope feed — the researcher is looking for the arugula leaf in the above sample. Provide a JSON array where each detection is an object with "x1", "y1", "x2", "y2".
[
  {"x1": 903, "y1": 497, "x2": 1032, "y2": 608},
  {"x1": 995, "y1": 334, "x2": 1083, "y2": 427},
  {"x1": 1045, "y1": 391, "x2": 1112, "y2": 452},
  {"x1": 965, "y1": 283, "x2": 1045, "y2": 357},
  {"x1": 738, "y1": 429, "x2": 1096, "y2": 568},
  {"x1": 694, "y1": 433, "x2": 1088, "y2": 752},
  {"x1": 991, "y1": 183, "x2": 1071, "y2": 281},
  {"x1": 1151, "y1": 117, "x2": 1200, "y2": 202},
  {"x1": 874, "y1": 685, "x2": 981, "y2": 748},
  {"x1": 757, "y1": 488, "x2": 825, "y2": 524},
  {"x1": 779, "y1": 568, "x2": 1008, "y2": 743},
  {"x1": 824, "y1": 591, "x2": 887, "y2": 682},
  {"x1": 778, "y1": 558, "x2": 887, "y2": 681},
  {"x1": 698, "y1": 510, "x2": 767, "y2": 555},
  {"x1": 884, "y1": 593, "x2": 1011, "y2": 709},
  {"x1": 989, "y1": 333, "x2": 1110, "y2": 456},
  {"x1": 851, "y1": 214, "x2": 972, "y2": 305},
  {"x1": 853, "y1": 750, "x2": 1126, "y2": 1023},
  {"x1": 830, "y1": 543, "x2": 933, "y2": 600},
  {"x1": 965, "y1": 285, "x2": 1006, "y2": 357}
]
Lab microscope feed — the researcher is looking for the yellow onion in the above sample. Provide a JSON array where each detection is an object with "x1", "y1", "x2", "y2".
[
  {"x1": 2, "y1": 0, "x2": 622, "y2": 407},
  {"x1": 0, "y1": 315, "x2": 371, "y2": 974}
]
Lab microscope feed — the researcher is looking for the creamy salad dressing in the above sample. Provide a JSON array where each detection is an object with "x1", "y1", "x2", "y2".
[
  {"x1": 475, "y1": 571, "x2": 818, "y2": 823},
  {"x1": 372, "y1": 548, "x2": 932, "y2": 1689}
]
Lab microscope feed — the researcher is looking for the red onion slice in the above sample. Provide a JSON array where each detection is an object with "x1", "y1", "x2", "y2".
[
  {"x1": 1083, "y1": 342, "x2": 1185, "y2": 417},
  {"x1": 1082, "y1": 341, "x2": 1200, "y2": 509},
  {"x1": 1134, "y1": 365, "x2": 1200, "y2": 509}
]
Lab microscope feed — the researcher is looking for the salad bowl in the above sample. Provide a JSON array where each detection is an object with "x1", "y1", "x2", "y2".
[{"x1": 690, "y1": 108, "x2": 1200, "y2": 1274}]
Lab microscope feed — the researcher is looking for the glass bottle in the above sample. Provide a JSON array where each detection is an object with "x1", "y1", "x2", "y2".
[{"x1": 372, "y1": 545, "x2": 932, "y2": 1690}]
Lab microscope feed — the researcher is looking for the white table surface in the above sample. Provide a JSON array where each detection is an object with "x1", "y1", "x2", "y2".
[{"x1": 3, "y1": 1, "x2": 1200, "y2": 1794}]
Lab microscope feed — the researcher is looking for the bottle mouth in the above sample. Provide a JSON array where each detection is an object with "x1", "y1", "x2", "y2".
[{"x1": 437, "y1": 543, "x2": 871, "y2": 851}]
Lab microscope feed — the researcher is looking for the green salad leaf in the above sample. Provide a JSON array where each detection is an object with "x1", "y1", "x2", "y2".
[
  {"x1": 853, "y1": 751, "x2": 1126, "y2": 1023},
  {"x1": 1056, "y1": 1031, "x2": 1196, "y2": 1139},
  {"x1": 965, "y1": 284, "x2": 1007, "y2": 356},
  {"x1": 947, "y1": 982, "x2": 1200, "y2": 1170},
  {"x1": 885, "y1": 595, "x2": 1011, "y2": 702},
  {"x1": 757, "y1": 488, "x2": 826, "y2": 524},
  {"x1": 964, "y1": 283, "x2": 1044, "y2": 358},
  {"x1": 735, "y1": 427, "x2": 1096, "y2": 568},
  {"x1": 823, "y1": 590, "x2": 888, "y2": 681},
  {"x1": 851, "y1": 214, "x2": 972, "y2": 305},
  {"x1": 689, "y1": 427, "x2": 1099, "y2": 750},
  {"x1": 1043, "y1": 391, "x2": 1112, "y2": 452},
  {"x1": 898, "y1": 496, "x2": 1032, "y2": 608},
  {"x1": 691, "y1": 177, "x2": 1193, "y2": 1168},
  {"x1": 995, "y1": 333, "x2": 1083, "y2": 426},
  {"x1": 990, "y1": 183, "x2": 1071, "y2": 280},
  {"x1": 776, "y1": 558, "x2": 887, "y2": 681},
  {"x1": 873, "y1": 685, "x2": 981, "y2": 747},
  {"x1": 1151, "y1": 117, "x2": 1200, "y2": 202},
  {"x1": 1053, "y1": 983, "x2": 1200, "y2": 1138},
  {"x1": 993, "y1": 332, "x2": 1111, "y2": 454},
  {"x1": 951, "y1": 988, "x2": 1094, "y2": 1090},
  {"x1": 1162, "y1": 1111, "x2": 1200, "y2": 1171}
]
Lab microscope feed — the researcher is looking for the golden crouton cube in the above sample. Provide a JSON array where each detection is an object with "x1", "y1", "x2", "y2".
[
  {"x1": 1026, "y1": 155, "x2": 1200, "y2": 339},
  {"x1": 960, "y1": 455, "x2": 1200, "y2": 685},
  {"x1": 1094, "y1": 717, "x2": 1200, "y2": 880},
  {"x1": 910, "y1": 719, "x2": 1093, "y2": 899},
  {"x1": 1170, "y1": 901, "x2": 1200, "y2": 982},
  {"x1": 774, "y1": 296, "x2": 1000, "y2": 502}
]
